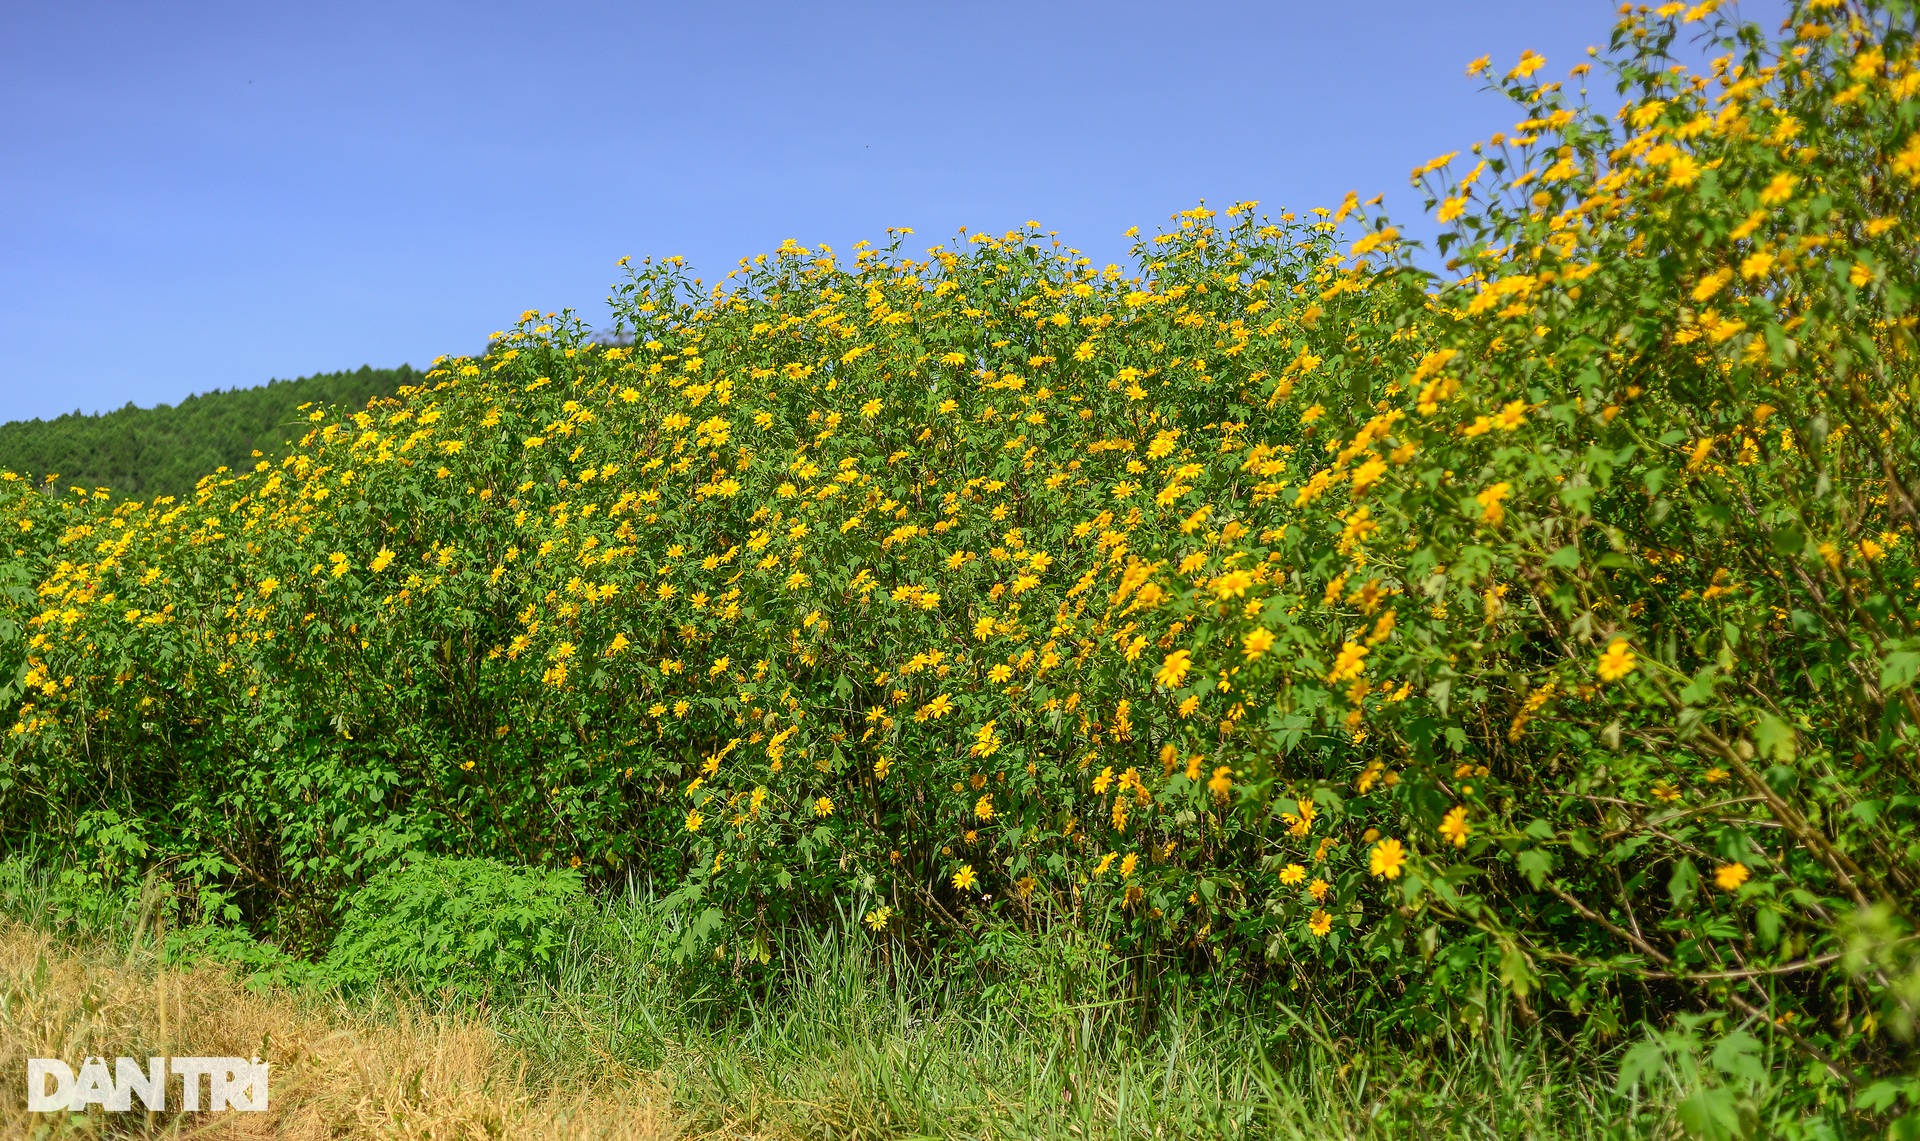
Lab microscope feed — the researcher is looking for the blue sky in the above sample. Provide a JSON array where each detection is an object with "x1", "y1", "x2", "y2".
[{"x1": 1, "y1": 1, "x2": 1781, "y2": 423}]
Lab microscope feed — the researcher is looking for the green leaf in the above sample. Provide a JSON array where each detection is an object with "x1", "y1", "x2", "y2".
[
  {"x1": 1499, "y1": 943, "x2": 1534, "y2": 997},
  {"x1": 1709, "y1": 1030, "x2": 1764, "y2": 1085},
  {"x1": 1880, "y1": 650, "x2": 1920, "y2": 693},
  {"x1": 1753, "y1": 713, "x2": 1796, "y2": 763},
  {"x1": 1857, "y1": 1079, "x2": 1908, "y2": 1113},
  {"x1": 1677, "y1": 1087, "x2": 1740, "y2": 1141},
  {"x1": 1517, "y1": 848, "x2": 1554, "y2": 889},
  {"x1": 1617, "y1": 1040, "x2": 1666, "y2": 1092},
  {"x1": 1668, "y1": 857, "x2": 1699, "y2": 909}
]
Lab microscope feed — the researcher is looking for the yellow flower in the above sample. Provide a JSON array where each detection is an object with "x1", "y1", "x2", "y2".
[
  {"x1": 1367, "y1": 609, "x2": 1396, "y2": 645},
  {"x1": 1475, "y1": 482, "x2": 1512, "y2": 527},
  {"x1": 864, "y1": 906, "x2": 891, "y2": 932},
  {"x1": 1758, "y1": 173, "x2": 1796, "y2": 206},
  {"x1": 1308, "y1": 909, "x2": 1333, "y2": 937},
  {"x1": 1740, "y1": 250, "x2": 1775, "y2": 280},
  {"x1": 1894, "y1": 133, "x2": 1920, "y2": 183},
  {"x1": 684, "y1": 809, "x2": 703, "y2": 832},
  {"x1": 1369, "y1": 838, "x2": 1407, "y2": 879},
  {"x1": 1349, "y1": 457, "x2": 1389, "y2": 497},
  {"x1": 1714, "y1": 862, "x2": 1750, "y2": 891},
  {"x1": 1212, "y1": 569, "x2": 1254, "y2": 599},
  {"x1": 1308, "y1": 878, "x2": 1330, "y2": 902},
  {"x1": 1120, "y1": 852, "x2": 1139, "y2": 878},
  {"x1": 952, "y1": 864, "x2": 978, "y2": 891},
  {"x1": 1506, "y1": 50, "x2": 1544, "y2": 79},
  {"x1": 1279, "y1": 863, "x2": 1307, "y2": 886},
  {"x1": 370, "y1": 547, "x2": 395, "y2": 573},
  {"x1": 1328, "y1": 641, "x2": 1369, "y2": 683},
  {"x1": 813, "y1": 796, "x2": 834, "y2": 817},
  {"x1": 974, "y1": 793, "x2": 994, "y2": 820},
  {"x1": 258, "y1": 578, "x2": 279, "y2": 597},
  {"x1": 1596, "y1": 638, "x2": 1637, "y2": 682},
  {"x1": 1242, "y1": 627, "x2": 1276, "y2": 660},
  {"x1": 1692, "y1": 268, "x2": 1732, "y2": 301},
  {"x1": 1438, "y1": 805, "x2": 1471, "y2": 848},
  {"x1": 1492, "y1": 401, "x2": 1529, "y2": 431},
  {"x1": 1155, "y1": 649, "x2": 1193, "y2": 688},
  {"x1": 970, "y1": 721, "x2": 1002, "y2": 758},
  {"x1": 1093, "y1": 852, "x2": 1117, "y2": 877}
]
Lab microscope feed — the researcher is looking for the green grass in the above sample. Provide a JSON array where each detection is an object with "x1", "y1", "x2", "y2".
[
  {"x1": 0, "y1": 857, "x2": 1686, "y2": 1139},
  {"x1": 495, "y1": 885, "x2": 1653, "y2": 1139}
]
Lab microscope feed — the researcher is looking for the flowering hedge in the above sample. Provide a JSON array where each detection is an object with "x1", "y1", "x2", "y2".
[{"x1": 4, "y1": 0, "x2": 1919, "y2": 1119}]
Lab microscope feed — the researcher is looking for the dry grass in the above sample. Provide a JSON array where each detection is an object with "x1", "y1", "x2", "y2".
[{"x1": 0, "y1": 920, "x2": 668, "y2": 1139}]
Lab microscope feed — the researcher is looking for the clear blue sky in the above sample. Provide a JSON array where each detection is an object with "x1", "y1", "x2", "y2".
[{"x1": 0, "y1": 1, "x2": 1781, "y2": 423}]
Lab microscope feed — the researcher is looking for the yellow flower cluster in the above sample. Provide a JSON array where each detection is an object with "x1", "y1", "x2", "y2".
[{"x1": 1, "y1": 4, "x2": 1913, "y2": 1047}]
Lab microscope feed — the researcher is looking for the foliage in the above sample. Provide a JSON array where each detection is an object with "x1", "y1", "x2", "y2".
[
  {"x1": 1, "y1": 0, "x2": 1919, "y2": 1127},
  {"x1": 164, "y1": 919, "x2": 327, "y2": 990},
  {"x1": 322, "y1": 856, "x2": 584, "y2": 997},
  {"x1": 2, "y1": 886, "x2": 1681, "y2": 1141},
  {"x1": 511, "y1": 887, "x2": 1687, "y2": 1140},
  {"x1": 0, "y1": 364, "x2": 416, "y2": 500}
]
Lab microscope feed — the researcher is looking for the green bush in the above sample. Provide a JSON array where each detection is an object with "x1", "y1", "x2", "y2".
[
  {"x1": 164, "y1": 921, "x2": 326, "y2": 990},
  {"x1": 322, "y1": 856, "x2": 585, "y2": 997}
]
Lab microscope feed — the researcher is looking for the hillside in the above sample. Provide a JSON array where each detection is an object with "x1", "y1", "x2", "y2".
[{"x1": 0, "y1": 365, "x2": 416, "y2": 498}]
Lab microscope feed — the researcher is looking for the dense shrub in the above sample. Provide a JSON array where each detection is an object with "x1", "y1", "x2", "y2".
[
  {"x1": 323, "y1": 856, "x2": 584, "y2": 997},
  {"x1": 3, "y1": 0, "x2": 1918, "y2": 1124}
]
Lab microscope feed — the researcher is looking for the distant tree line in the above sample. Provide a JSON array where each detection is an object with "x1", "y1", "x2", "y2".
[{"x1": 0, "y1": 365, "x2": 416, "y2": 499}]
